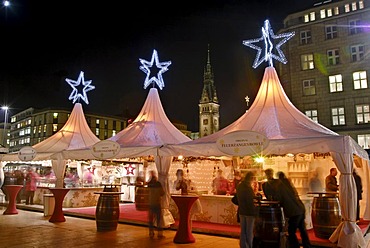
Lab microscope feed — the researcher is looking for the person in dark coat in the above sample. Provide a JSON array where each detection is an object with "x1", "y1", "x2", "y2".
[
  {"x1": 236, "y1": 171, "x2": 258, "y2": 248},
  {"x1": 262, "y1": 168, "x2": 279, "y2": 200},
  {"x1": 147, "y1": 170, "x2": 165, "y2": 238},
  {"x1": 325, "y1": 167, "x2": 339, "y2": 192},
  {"x1": 353, "y1": 169, "x2": 363, "y2": 221},
  {"x1": 276, "y1": 171, "x2": 311, "y2": 248}
]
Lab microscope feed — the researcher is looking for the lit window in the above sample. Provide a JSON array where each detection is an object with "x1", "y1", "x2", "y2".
[
  {"x1": 304, "y1": 14, "x2": 309, "y2": 23},
  {"x1": 351, "y1": 44, "x2": 364, "y2": 62},
  {"x1": 53, "y1": 124, "x2": 58, "y2": 132},
  {"x1": 334, "y1": 7, "x2": 339, "y2": 15},
  {"x1": 331, "y1": 107, "x2": 345, "y2": 126},
  {"x1": 302, "y1": 79, "x2": 316, "y2": 96},
  {"x1": 326, "y1": 25, "x2": 337, "y2": 39},
  {"x1": 353, "y1": 71, "x2": 368, "y2": 89},
  {"x1": 320, "y1": 9, "x2": 326, "y2": 18},
  {"x1": 305, "y1": 110, "x2": 318, "y2": 123},
  {"x1": 356, "y1": 104, "x2": 370, "y2": 124},
  {"x1": 310, "y1": 12, "x2": 315, "y2": 21},
  {"x1": 96, "y1": 119, "x2": 100, "y2": 125},
  {"x1": 301, "y1": 54, "x2": 314, "y2": 70},
  {"x1": 112, "y1": 130, "x2": 116, "y2": 136},
  {"x1": 44, "y1": 124, "x2": 47, "y2": 133},
  {"x1": 300, "y1": 30, "x2": 311, "y2": 45},
  {"x1": 53, "y1": 113, "x2": 58, "y2": 119},
  {"x1": 352, "y1": 2, "x2": 357, "y2": 11},
  {"x1": 358, "y1": 134, "x2": 370, "y2": 148},
  {"x1": 359, "y1": 1, "x2": 364, "y2": 9},
  {"x1": 329, "y1": 74, "x2": 343, "y2": 92},
  {"x1": 95, "y1": 128, "x2": 99, "y2": 136},
  {"x1": 327, "y1": 49, "x2": 339, "y2": 65},
  {"x1": 327, "y1": 9, "x2": 333, "y2": 17},
  {"x1": 345, "y1": 4, "x2": 350, "y2": 12}
]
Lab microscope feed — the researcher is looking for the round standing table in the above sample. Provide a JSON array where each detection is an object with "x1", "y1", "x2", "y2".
[
  {"x1": 3, "y1": 185, "x2": 23, "y2": 215},
  {"x1": 48, "y1": 188, "x2": 70, "y2": 222},
  {"x1": 171, "y1": 194, "x2": 199, "y2": 244}
]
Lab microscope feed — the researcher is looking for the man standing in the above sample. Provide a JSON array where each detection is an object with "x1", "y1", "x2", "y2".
[
  {"x1": 276, "y1": 172, "x2": 311, "y2": 248},
  {"x1": 325, "y1": 168, "x2": 339, "y2": 192},
  {"x1": 236, "y1": 171, "x2": 258, "y2": 248},
  {"x1": 147, "y1": 170, "x2": 165, "y2": 239},
  {"x1": 262, "y1": 168, "x2": 279, "y2": 200}
]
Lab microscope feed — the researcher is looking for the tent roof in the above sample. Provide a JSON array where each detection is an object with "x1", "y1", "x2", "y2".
[
  {"x1": 163, "y1": 67, "x2": 368, "y2": 159},
  {"x1": 2, "y1": 103, "x2": 100, "y2": 161},
  {"x1": 108, "y1": 88, "x2": 191, "y2": 148}
]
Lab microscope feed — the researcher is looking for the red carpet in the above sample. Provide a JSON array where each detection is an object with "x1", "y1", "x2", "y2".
[{"x1": 64, "y1": 203, "x2": 370, "y2": 246}]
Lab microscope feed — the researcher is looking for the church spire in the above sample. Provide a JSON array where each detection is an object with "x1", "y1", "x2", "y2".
[{"x1": 199, "y1": 44, "x2": 220, "y2": 137}]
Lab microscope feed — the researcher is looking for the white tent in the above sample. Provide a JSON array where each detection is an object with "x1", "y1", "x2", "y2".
[
  {"x1": 163, "y1": 67, "x2": 370, "y2": 248},
  {"x1": 1, "y1": 103, "x2": 101, "y2": 187},
  {"x1": 108, "y1": 87, "x2": 192, "y2": 227}
]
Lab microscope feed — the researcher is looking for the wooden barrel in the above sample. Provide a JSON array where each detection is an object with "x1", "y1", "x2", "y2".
[
  {"x1": 95, "y1": 193, "x2": 120, "y2": 232},
  {"x1": 311, "y1": 196, "x2": 341, "y2": 239},
  {"x1": 254, "y1": 204, "x2": 283, "y2": 247},
  {"x1": 135, "y1": 186, "x2": 149, "y2": 211}
]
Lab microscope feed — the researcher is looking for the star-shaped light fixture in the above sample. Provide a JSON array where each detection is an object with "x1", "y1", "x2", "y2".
[
  {"x1": 124, "y1": 164, "x2": 136, "y2": 175},
  {"x1": 65, "y1": 71, "x2": 95, "y2": 104},
  {"x1": 242, "y1": 19, "x2": 295, "y2": 68},
  {"x1": 139, "y1": 49, "x2": 171, "y2": 90}
]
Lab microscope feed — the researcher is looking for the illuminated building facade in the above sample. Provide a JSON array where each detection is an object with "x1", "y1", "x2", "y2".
[{"x1": 279, "y1": 0, "x2": 370, "y2": 148}]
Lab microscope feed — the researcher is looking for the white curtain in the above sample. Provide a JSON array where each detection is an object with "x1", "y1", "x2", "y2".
[
  {"x1": 51, "y1": 153, "x2": 67, "y2": 188},
  {"x1": 329, "y1": 152, "x2": 366, "y2": 248},
  {"x1": 155, "y1": 155, "x2": 175, "y2": 227}
]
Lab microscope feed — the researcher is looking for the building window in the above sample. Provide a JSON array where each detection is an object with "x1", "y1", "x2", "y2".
[
  {"x1": 53, "y1": 124, "x2": 58, "y2": 132},
  {"x1": 300, "y1": 30, "x2": 311, "y2": 45},
  {"x1": 351, "y1": 44, "x2": 364, "y2": 62},
  {"x1": 320, "y1": 9, "x2": 326, "y2": 19},
  {"x1": 96, "y1": 119, "x2": 100, "y2": 126},
  {"x1": 327, "y1": 8, "x2": 333, "y2": 17},
  {"x1": 352, "y1": 2, "x2": 357, "y2": 11},
  {"x1": 95, "y1": 128, "x2": 99, "y2": 136},
  {"x1": 334, "y1": 6, "x2": 339, "y2": 15},
  {"x1": 359, "y1": 1, "x2": 364, "y2": 9},
  {"x1": 345, "y1": 4, "x2": 350, "y2": 12},
  {"x1": 43, "y1": 124, "x2": 47, "y2": 133},
  {"x1": 326, "y1": 25, "x2": 337, "y2": 39},
  {"x1": 104, "y1": 119, "x2": 108, "y2": 128},
  {"x1": 305, "y1": 110, "x2": 318, "y2": 123},
  {"x1": 331, "y1": 107, "x2": 345, "y2": 126},
  {"x1": 302, "y1": 79, "x2": 316, "y2": 96},
  {"x1": 329, "y1": 74, "x2": 343, "y2": 92},
  {"x1": 310, "y1": 12, "x2": 315, "y2": 21},
  {"x1": 327, "y1": 49, "x2": 339, "y2": 65},
  {"x1": 358, "y1": 134, "x2": 370, "y2": 149},
  {"x1": 349, "y1": 20, "x2": 362, "y2": 35},
  {"x1": 356, "y1": 104, "x2": 370, "y2": 124},
  {"x1": 112, "y1": 130, "x2": 116, "y2": 136},
  {"x1": 353, "y1": 71, "x2": 368, "y2": 89},
  {"x1": 301, "y1": 54, "x2": 314, "y2": 70}
]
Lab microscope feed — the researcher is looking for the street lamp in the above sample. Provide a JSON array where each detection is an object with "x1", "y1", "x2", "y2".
[{"x1": 2, "y1": 106, "x2": 9, "y2": 146}]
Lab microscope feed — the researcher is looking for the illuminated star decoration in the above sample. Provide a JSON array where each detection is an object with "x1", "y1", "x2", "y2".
[
  {"x1": 139, "y1": 49, "x2": 172, "y2": 90},
  {"x1": 124, "y1": 164, "x2": 136, "y2": 175},
  {"x1": 242, "y1": 19, "x2": 295, "y2": 69},
  {"x1": 65, "y1": 71, "x2": 95, "y2": 104}
]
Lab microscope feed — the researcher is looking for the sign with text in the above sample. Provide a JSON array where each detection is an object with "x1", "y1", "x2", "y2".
[
  {"x1": 216, "y1": 130, "x2": 269, "y2": 156},
  {"x1": 18, "y1": 146, "x2": 37, "y2": 161},
  {"x1": 91, "y1": 140, "x2": 121, "y2": 159}
]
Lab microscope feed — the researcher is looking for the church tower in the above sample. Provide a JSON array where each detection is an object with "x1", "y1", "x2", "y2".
[{"x1": 199, "y1": 45, "x2": 219, "y2": 137}]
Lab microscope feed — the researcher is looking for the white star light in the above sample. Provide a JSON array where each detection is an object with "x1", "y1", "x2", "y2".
[
  {"x1": 66, "y1": 71, "x2": 95, "y2": 104},
  {"x1": 139, "y1": 49, "x2": 171, "y2": 90},
  {"x1": 242, "y1": 19, "x2": 295, "y2": 68}
]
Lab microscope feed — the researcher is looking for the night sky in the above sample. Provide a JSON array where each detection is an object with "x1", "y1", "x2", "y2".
[{"x1": 0, "y1": 0, "x2": 315, "y2": 131}]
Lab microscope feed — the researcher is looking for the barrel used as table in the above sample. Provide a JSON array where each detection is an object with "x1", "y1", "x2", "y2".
[
  {"x1": 311, "y1": 194, "x2": 341, "y2": 239},
  {"x1": 135, "y1": 186, "x2": 149, "y2": 211},
  {"x1": 254, "y1": 200, "x2": 283, "y2": 248},
  {"x1": 94, "y1": 191, "x2": 124, "y2": 232}
]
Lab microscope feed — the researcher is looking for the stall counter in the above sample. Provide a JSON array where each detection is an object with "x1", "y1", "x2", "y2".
[
  {"x1": 34, "y1": 187, "x2": 104, "y2": 208},
  {"x1": 169, "y1": 193, "x2": 314, "y2": 228}
]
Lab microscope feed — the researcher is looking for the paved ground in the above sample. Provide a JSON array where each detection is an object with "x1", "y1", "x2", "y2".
[{"x1": 0, "y1": 206, "x2": 239, "y2": 248}]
